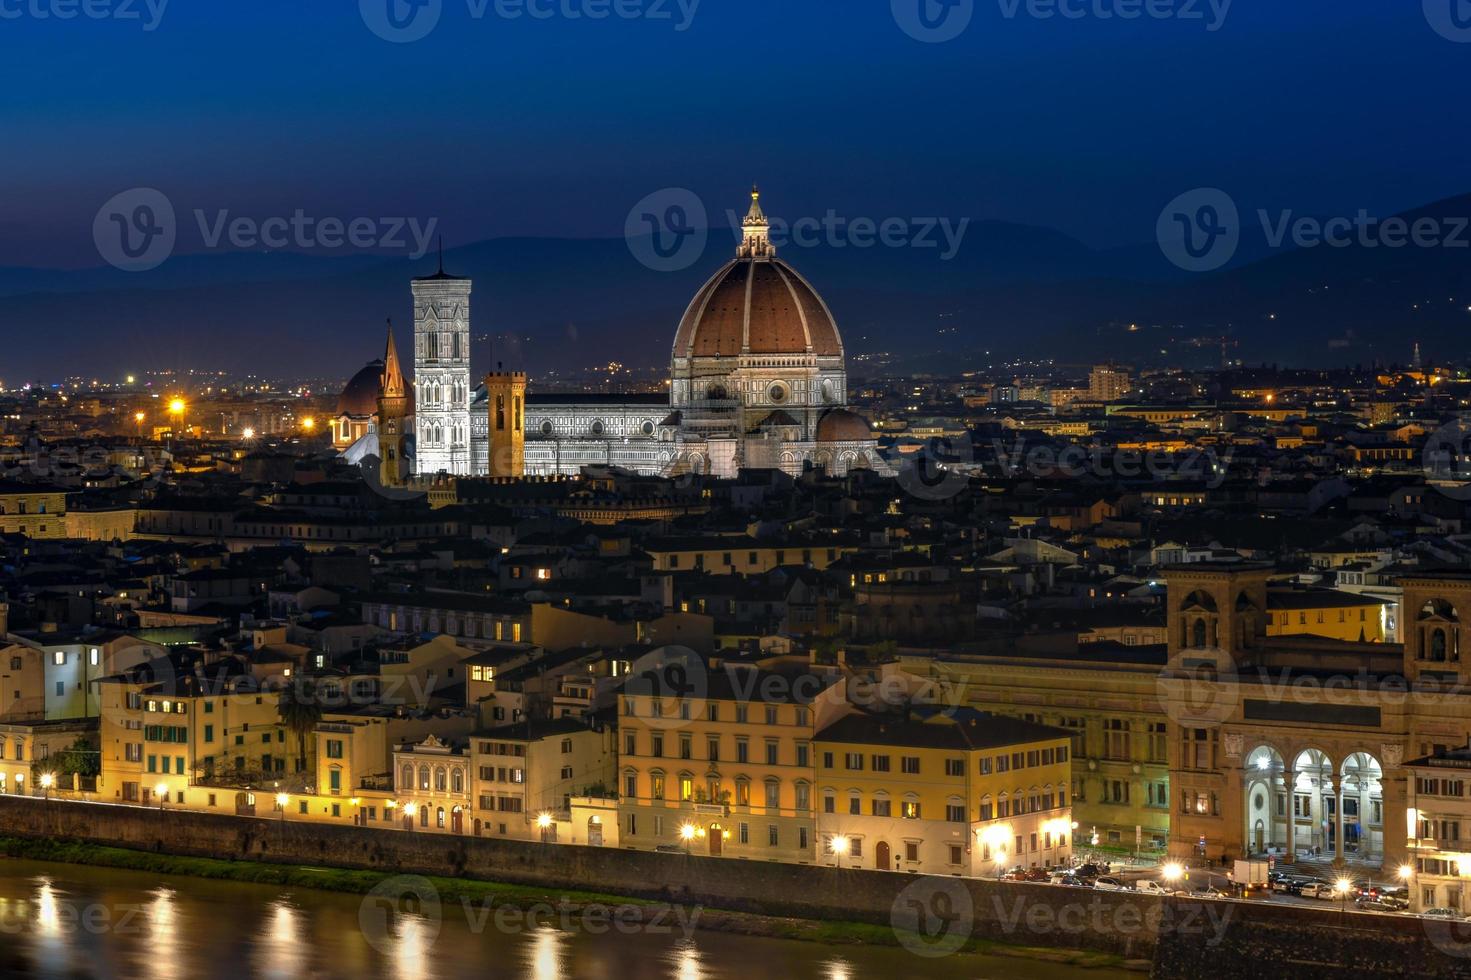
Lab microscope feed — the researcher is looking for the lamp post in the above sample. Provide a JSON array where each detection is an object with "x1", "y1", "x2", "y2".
[
  {"x1": 1336, "y1": 877, "x2": 1353, "y2": 919},
  {"x1": 155, "y1": 782, "x2": 168, "y2": 812},
  {"x1": 39, "y1": 772, "x2": 54, "y2": 803},
  {"x1": 830, "y1": 835, "x2": 850, "y2": 868},
  {"x1": 403, "y1": 802, "x2": 417, "y2": 830},
  {"x1": 275, "y1": 793, "x2": 289, "y2": 826},
  {"x1": 537, "y1": 812, "x2": 554, "y2": 843},
  {"x1": 679, "y1": 822, "x2": 697, "y2": 855},
  {"x1": 1162, "y1": 862, "x2": 1184, "y2": 896}
]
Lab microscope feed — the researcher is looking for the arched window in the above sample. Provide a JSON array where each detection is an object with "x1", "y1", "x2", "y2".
[
  {"x1": 1192, "y1": 619, "x2": 1207, "y2": 649},
  {"x1": 401, "y1": 764, "x2": 413, "y2": 791},
  {"x1": 451, "y1": 768, "x2": 464, "y2": 794},
  {"x1": 1432, "y1": 628, "x2": 1448, "y2": 662},
  {"x1": 418, "y1": 764, "x2": 430, "y2": 791},
  {"x1": 434, "y1": 766, "x2": 448, "y2": 792}
]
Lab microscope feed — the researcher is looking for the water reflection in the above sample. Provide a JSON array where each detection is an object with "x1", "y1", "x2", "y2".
[
  {"x1": 526, "y1": 925, "x2": 567, "y2": 980},
  {"x1": 253, "y1": 898, "x2": 305, "y2": 980},
  {"x1": 671, "y1": 939, "x2": 705, "y2": 980},
  {"x1": 0, "y1": 860, "x2": 1131, "y2": 980}
]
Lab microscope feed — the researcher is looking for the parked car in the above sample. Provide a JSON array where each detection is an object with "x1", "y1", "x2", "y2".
[
  {"x1": 1001, "y1": 867, "x2": 1029, "y2": 882},
  {"x1": 1421, "y1": 907, "x2": 1464, "y2": 920},
  {"x1": 1073, "y1": 863, "x2": 1108, "y2": 879},
  {"x1": 1300, "y1": 883, "x2": 1341, "y2": 900},
  {"x1": 1049, "y1": 871, "x2": 1083, "y2": 886},
  {"x1": 1136, "y1": 880, "x2": 1175, "y2": 897},
  {"x1": 1093, "y1": 876, "x2": 1129, "y2": 892},
  {"x1": 1021, "y1": 868, "x2": 1050, "y2": 882},
  {"x1": 1378, "y1": 895, "x2": 1410, "y2": 911},
  {"x1": 1357, "y1": 897, "x2": 1409, "y2": 913}
]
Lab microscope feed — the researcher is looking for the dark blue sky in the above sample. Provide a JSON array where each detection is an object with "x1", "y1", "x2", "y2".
[{"x1": 2, "y1": 1, "x2": 1468, "y2": 267}]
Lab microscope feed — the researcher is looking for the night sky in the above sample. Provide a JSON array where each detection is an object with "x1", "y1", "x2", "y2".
[{"x1": 3, "y1": 1, "x2": 1468, "y2": 269}]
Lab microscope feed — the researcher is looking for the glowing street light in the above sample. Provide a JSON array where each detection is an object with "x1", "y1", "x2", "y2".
[
  {"x1": 155, "y1": 782, "x2": 169, "y2": 811},
  {"x1": 300, "y1": 416, "x2": 316, "y2": 433},
  {"x1": 830, "y1": 834, "x2": 850, "y2": 867},
  {"x1": 275, "y1": 793, "x2": 289, "y2": 824},
  {"x1": 679, "y1": 822, "x2": 698, "y2": 854},
  {"x1": 1399, "y1": 864, "x2": 1415, "y2": 882},
  {"x1": 39, "y1": 772, "x2": 54, "y2": 802},
  {"x1": 1336, "y1": 877, "x2": 1353, "y2": 918},
  {"x1": 242, "y1": 427, "x2": 255, "y2": 440},
  {"x1": 537, "y1": 811, "x2": 554, "y2": 843}
]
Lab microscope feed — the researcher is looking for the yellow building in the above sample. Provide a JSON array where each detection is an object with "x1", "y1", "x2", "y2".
[
  {"x1": 0, "y1": 482, "x2": 67, "y2": 539},
  {"x1": 470, "y1": 718, "x2": 615, "y2": 840},
  {"x1": 814, "y1": 708, "x2": 1073, "y2": 876},
  {"x1": 643, "y1": 536, "x2": 859, "y2": 575},
  {"x1": 1265, "y1": 589, "x2": 1388, "y2": 643},
  {"x1": 617, "y1": 662, "x2": 851, "y2": 863}
]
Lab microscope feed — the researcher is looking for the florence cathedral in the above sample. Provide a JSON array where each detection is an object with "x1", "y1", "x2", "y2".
[{"x1": 332, "y1": 190, "x2": 890, "y2": 483}]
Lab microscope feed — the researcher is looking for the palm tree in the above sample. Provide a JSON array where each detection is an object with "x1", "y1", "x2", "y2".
[{"x1": 276, "y1": 676, "x2": 323, "y2": 776}]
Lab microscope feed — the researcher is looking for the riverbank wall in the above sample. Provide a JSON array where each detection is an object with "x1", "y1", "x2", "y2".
[{"x1": 0, "y1": 795, "x2": 1468, "y2": 978}]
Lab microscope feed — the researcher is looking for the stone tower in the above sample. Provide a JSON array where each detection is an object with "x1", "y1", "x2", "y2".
[
  {"x1": 412, "y1": 247, "x2": 472, "y2": 475},
  {"x1": 483, "y1": 369, "x2": 527, "y2": 478},
  {"x1": 377, "y1": 321, "x2": 412, "y2": 490}
]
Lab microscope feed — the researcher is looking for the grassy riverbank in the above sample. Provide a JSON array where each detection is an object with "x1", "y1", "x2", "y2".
[{"x1": 0, "y1": 835, "x2": 1135, "y2": 971}]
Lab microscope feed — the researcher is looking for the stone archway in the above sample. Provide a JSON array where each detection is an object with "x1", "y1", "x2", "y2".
[
  {"x1": 1243, "y1": 745, "x2": 1287, "y2": 856},
  {"x1": 1339, "y1": 752, "x2": 1383, "y2": 862},
  {"x1": 1290, "y1": 748, "x2": 1335, "y2": 859}
]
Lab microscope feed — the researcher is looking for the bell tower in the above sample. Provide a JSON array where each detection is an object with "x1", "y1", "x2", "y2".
[
  {"x1": 482, "y1": 367, "x2": 526, "y2": 478},
  {"x1": 377, "y1": 321, "x2": 411, "y2": 490}
]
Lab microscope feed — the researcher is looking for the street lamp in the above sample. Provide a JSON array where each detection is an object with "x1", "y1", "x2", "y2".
[
  {"x1": 403, "y1": 802, "x2": 417, "y2": 830},
  {"x1": 155, "y1": 782, "x2": 169, "y2": 811},
  {"x1": 275, "y1": 793, "x2": 289, "y2": 825},
  {"x1": 537, "y1": 812, "x2": 553, "y2": 843},
  {"x1": 1162, "y1": 862, "x2": 1184, "y2": 894},
  {"x1": 301, "y1": 417, "x2": 316, "y2": 434},
  {"x1": 1336, "y1": 877, "x2": 1353, "y2": 918},
  {"x1": 39, "y1": 772, "x2": 54, "y2": 802},
  {"x1": 679, "y1": 822, "x2": 698, "y2": 855},
  {"x1": 830, "y1": 835, "x2": 850, "y2": 867}
]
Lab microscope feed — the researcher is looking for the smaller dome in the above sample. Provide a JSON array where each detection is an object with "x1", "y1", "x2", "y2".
[
  {"x1": 816, "y1": 408, "x2": 873, "y2": 443},
  {"x1": 337, "y1": 360, "x2": 415, "y2": 418}
]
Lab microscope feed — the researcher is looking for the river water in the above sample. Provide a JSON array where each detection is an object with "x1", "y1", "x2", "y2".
[{"x1": 0, "y1": 859, "x2": 1134, "y2": 979}]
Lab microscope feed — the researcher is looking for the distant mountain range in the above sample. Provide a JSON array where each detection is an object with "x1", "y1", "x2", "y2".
[{"x1": 4, "y1": 193, "x2": 1469, "y2": 383}]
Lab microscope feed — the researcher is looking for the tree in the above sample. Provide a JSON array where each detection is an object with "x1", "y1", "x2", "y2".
[{"x1": 276, "y1": 676, "x2": 324, "y2": 775}]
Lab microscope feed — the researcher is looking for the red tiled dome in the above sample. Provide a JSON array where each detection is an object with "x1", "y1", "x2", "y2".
[{"x1": 672, "y1": 257, "x2": 843, "y2": 359}]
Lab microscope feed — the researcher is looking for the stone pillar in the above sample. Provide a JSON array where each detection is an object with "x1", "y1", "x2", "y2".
[
  {"x1": 1284, "y1": 769, "x2": 1296, "y2": 861},
  {"x1": 1335, "y1": 782, "x2": 1345, "y2": 862}
]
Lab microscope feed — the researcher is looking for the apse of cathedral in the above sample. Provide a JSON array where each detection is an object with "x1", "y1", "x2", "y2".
[{"x1": 333, "y1": 190, "x2": 889, "y2": 481}]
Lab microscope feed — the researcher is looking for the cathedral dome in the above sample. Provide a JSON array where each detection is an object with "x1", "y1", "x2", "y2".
[
  {"x1": 671, "y1": 191, "x2": 843, "y2": 360},
  {"x1": 816, "y1": 408, "x2": 873, "y2": 443},
  {"x1": 337, "y1": 358, "x2": 414, "y2": 417}
]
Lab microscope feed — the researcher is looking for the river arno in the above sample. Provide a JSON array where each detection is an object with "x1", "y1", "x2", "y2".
[{"x1": 0, "y1": 858, "x2": 1136, "y2": 979}]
